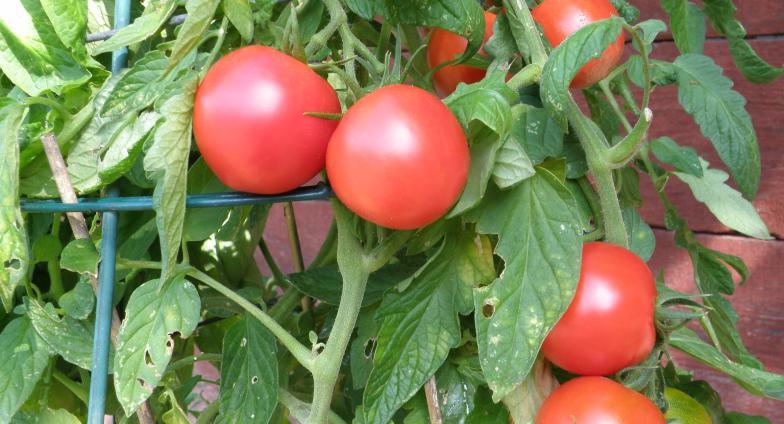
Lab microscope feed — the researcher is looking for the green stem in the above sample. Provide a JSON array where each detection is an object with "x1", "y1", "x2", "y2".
[
  {"x1": 283, "y1": 202, "x2": 305, "y2": 273},
  {"x1": 279, "y1": 389, "x2": 348, "y2": 424},
  {"x1": 599, "y1": 80, "x2": 633, "y2": 133},
  {"x1": 187, "y1": 267, "x2": 315, "y2": 371},
  {"x1": 165, "y1": 353, "x2": 221, "y2": 374},
  {"x1": 116, "y1": 258, "x2": 163, "y2": 270},
  {"x1": 23, "y1": 97, "x2": 72, "y2": 119},
  {"x1": 503, "y1": 0, "x2": 548, "y2": 66},
  {"x1": 364, "y1": 230, "x2": 412, "y2": 272},
  {"x1": 577, "y1": 177, "x2": 604, "y2": 232},
  {"x1": 618, "y1": 78, "x2": 641, "y2": 116},
  {"x1": 567, "y1": 101, "x2": 628, "y2": 247},
  {"x1": 47, "y1": 261, "x2": 65, "y2": 299},
  {"x1": 202, "y1": 17, "x2": 229, "y2": 74},
  {"x1": 309, "y1": 219, "x2": 337, "y2": 269},
  {"x1": 52, "y1": 369, "x2": 88, "y2": 404},
  {"x1": 506, "y1": 63, "x2": 542, "y2": 91},
  {"x1": 195, "y1": 400, "x2": 221, "y2": 424},
  {"x1": 307, "y1": 202, "x2": 370, "y2": 424},
  {"x1": 305, "y1": 0, "x2": 346, "y2": 58},
  {"x1": 269, "y1": 287, "x2": 303, "y2": 322},
  {"x1": 258, "y1": 238, "x2": 286, "y2": 284}
]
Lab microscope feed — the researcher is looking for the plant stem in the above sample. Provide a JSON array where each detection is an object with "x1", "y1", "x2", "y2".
[
  {"x1": 599, "y1": 80, "x2": 633, "y2": 133},
  {"x1": 283, "y1": 202, "x2": 305, "y2": 273},
  {"x1": 305, "y1": 0, "x2": 346, "y2": 57},
  {"x1": 23, "y1": 97, "x2": 72, "y2": 119},
  {"x1": 202, "y1": 17, "x2": 228, "y2": 74},
  {"x1": 21, "y1": 102, "x2": 94, "y2": 168},
  {"x1": 504, "y1": 0, "x2": 548, "y2": 66},
  {"x1": 566, "y1": 102, "x2": 628, "y2": 247},
  {"x1": 258, "y1": 238, "x2": 286, "y2": 283},
  {"x1": 165, "y1": 353, "x2": 222, "y2": 374},
  {"x1": 309, "y1": 219, "x2": 337, "y2": 269},
  {"x1": 424, "y1": 377, "x2": 443, "y2": 424},
  {"x1": 187, "y1": 268, "x2": 315, "y2": 371},
  {"x1": 269, "y1": 286, "x2": 303, "y2": 322},
  {"x1": 52, "y1": 369, "x2": 89, "y2": 404},
  {"x1": 506, "y1": 63, "x2": 542, "y2": 91}
]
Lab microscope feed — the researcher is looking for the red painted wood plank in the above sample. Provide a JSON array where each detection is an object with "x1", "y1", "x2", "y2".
[
  {"x1": 650, "y1": 230, "x2": 784, "y2": 421},
  {"x1": 634, "y1": 0, "x2": 784, "y2": 38},
  {"x1": 637, "y1": 39, "x2": 784, "y2": 238}
]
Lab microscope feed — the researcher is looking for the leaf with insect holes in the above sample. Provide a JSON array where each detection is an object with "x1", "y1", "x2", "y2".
[
  {"x1": 144, "y1": 75, "x2": 197, "y2": 281},
  {"x1": 113, "y1": 277, "x2": 200, "y2": 416},
  {"x1": 217, "y1": 314, "x2": 278, "y2": 424},
  {"x1": 363, "y1": 232, "x2": 495, "y2": 424},
  {"x1": 474, "y1": 169, "x2": 582, "y2": 400},
  {"x1": 26, "y1": 298, "x2": 100, "y2": 371},
  {"x1": 540, "y1": 17, "x2": 623, "y2": 129},
  {"x1": 0, "y1": 99, "x2": 27, "y2": 312}
]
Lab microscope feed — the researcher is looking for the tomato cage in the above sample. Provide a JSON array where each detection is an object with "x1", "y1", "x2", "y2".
[{"x1": 17, "y1": 1, "x2": 332, "y2": 422}]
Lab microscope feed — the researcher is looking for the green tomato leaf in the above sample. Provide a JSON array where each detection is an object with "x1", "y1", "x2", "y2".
[
  {"x1": 58, "y1": 277, "x2": 95, "y2": 320},
  {"x1": 349, "y1": 307, "x2": 378, "y2": 390},
  {"x1": 60, "y1": 239, "x2": 99, "y2": 275},
  {"x1": 669, "y1": 327, "x2": 784, "y2": 400},
  {"x1": 0, "y1": 1, "x2": 90, "y2": 96},
  {"x1": 724, "y1": 412, "x2": 771, "y2": 424},
  {"x1": 86, "y1": 0, "x2": 113, "y2": 35},
  {"x1": 144, "y1": 75, "x2": 197, "y2": 281},
  {"x1": 674, "y1": 159, "x2": 770, "y2": 240},
  {"x1": 445, "y1": 73, "x2": 517, "y2": 138},
  {"x1": 25, "y1": 298, "x2": 99, "y2": 371},
  {"x1": 40, "y1": 0, "x2": 89, "y2": 61},
  {"x1": 474, "y1": 169, "x2": 583, "y2": 400},
  {"x1": 12, "y1": 407, "x2": 82, "y2": 424},
  {"x1": 623, "y1": 208, "x2": 655, "y2": 261},
  {"x1": 540, "y1": 17, "x2": 623, "y2": 129},
  {"x1": 672, "y1": 54, "x2": 760, "y2": 199},
  {"x1": 651, "y1": 136, "x2": 703, "y2": 177},
  {"x1": 466, "y1": 386, "x2": 509, "y2": 424},
  {"x1": 661, "y1": 0, "x2": 706, "y2": 54},
  {"x1": 515, "y1": 106, "x2": 564, "y2": 165},
  {"x1": 182, "y1": 159, "x2": 231, "y2": 242},
  {"x1": 363, "y1": 232, "x2": 495, "y2": 424},
  {"x1": 702, "y1": 0, "x2": 783, "y2": 83},
  {"x1": 102, "y1": 50, "x2": 170, "y2": 117},
  {"x1": 165, "y1": 0, "x2": 221, "y2": 76},
  {"x1": 0, "y1": 316, "x2": 52, "y2": 422},
  {"x1": 32, "y1": 234, "x2": 62, "y2": 264},
  {"x1": 92, "y1": 0, "x2": 177, "y2": 55},
  {"x1": 288, "y1": 261, "x2": 422, "y2": 307},
  {"x1": 217, "y1": 314, "x2": 278, "y2": 424},
  {"x1": 114, "y1": 276, "x2": 201, "y2": 417},
  {"x1": 449, "y1": 138, "x2": 502, "y2": 217},
  {"x1": 222, "y1": 0, "x2": 254, "y2": 42},
  {"x1": 436, "y1": 362, "x2": 477, "y2": 423},
  {"x1": 99, "y1": 111, "x2": 160, "y2": 185},
  {"x1": 0, "y1": 99, "x2": 27, "y2": 312},
  {"x1": 492, "y1": 133, "x2": 535, "y2": 190}
]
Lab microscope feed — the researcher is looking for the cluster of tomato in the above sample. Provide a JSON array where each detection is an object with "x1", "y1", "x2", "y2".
[{"x1": 193, "y1": 0, "x2": 668, "y2": 421}]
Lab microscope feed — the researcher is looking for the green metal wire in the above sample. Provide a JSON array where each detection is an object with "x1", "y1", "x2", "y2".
[{"x1": 86, "y1": 1, "x2": 130, "y2": 422}]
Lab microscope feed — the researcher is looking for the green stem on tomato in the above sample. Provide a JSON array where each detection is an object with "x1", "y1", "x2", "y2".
[
  {"x1": 567, "y1": 100, "x2": 628, "y2": 248},
  {"x1": 599, "y1": 80, "x2": 633, "y2": 133},
  {"x1": 305, "y1": 0, "x2": 346, "y2": 58},
  {"x1": 52, "y1": 369, "x2": 88, "y2": 404},
  {"x1": 258, "y1": 238, "x2": 286, "y2": 284},
  {"x1": 503, "y1": 0, "x2": 549, "y2": 66},
  {"x1": 165, "y1": 353, "x2": 222, "y2": 375},
  {"x1": 506, "y1": 63, "x2": 542, "y2": 91},
  {"x1": 20, "y1": 102, "x2": 94, "y2": 168},
  {"x1": 187, "y1": 267, "x2": 315, "y2": 371},
  {"x1": 201, "y1": 17, "x2": 229, "y2": 77},
  {"x1": 283, "y1": 202, "x2": 305, "y2": 273},
  {"x1": 618, "y1": 77, "x2": 641, "y2": 116}
]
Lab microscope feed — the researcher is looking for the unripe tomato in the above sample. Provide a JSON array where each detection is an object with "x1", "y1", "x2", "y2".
[
  {"x1": 665, "y1": 388, "x2": 713, "y2": 424},
  {"x1": 542, "y1": 242, "x2": 656, "y2": 376},
  {"x1": 326, "y1": 85, "x2": 469, "y2": 230},
  {"x1": 427, "y1": 11, "x2": 497, "y2": 96},
  {"x1": 536, "y1": 377, "x2": 666, "y2": 424},
  {"x1": 193, "y1": 46, "x2": 340, "y2": 194},
  {"x1": 532, "y1": 0, "x2": 624, "y2": 88}
]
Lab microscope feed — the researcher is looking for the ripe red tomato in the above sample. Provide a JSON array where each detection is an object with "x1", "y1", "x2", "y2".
[
  {"x1": 193, "y1": 46, "x2": 340, "y2": 194},
  {"x1": 536, "y1": 377, "x2": 665, "y2": 424},
  {"x1": 542, "y1": 242, "x2": 656, "y2": 376},
  {"x1": 532, "y1": 0, "x2": 624, "y2": 88},
  {"x1": 427, "y1": 12, "x2": 497, "y2": 96},
  {"x1": 326, "y1": 84, "x2": 469, "y2": 230}
]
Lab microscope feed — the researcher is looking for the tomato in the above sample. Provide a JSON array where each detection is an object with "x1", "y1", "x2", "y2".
[
  {"x1": 532, "y1": 0, "x2": 624, "y2": 88},
  {"x1": 664, "y1": 388, "x2": 713, "y2": 424},
  {"x1": 427, "y1": 12, "x2": 497, "y2": 96},
  {"x1": 536, "y1": 377, "x2": 665, "y2": 424},
  {"x1": 193, "y1": 46, "x2": 340, "y2": 194},
  {"x1": 542, "y1": 242, "x2": 656, "y2": 376},
  {"x1": 326, "y1": 84, "x2": 469, "y2": 230}
]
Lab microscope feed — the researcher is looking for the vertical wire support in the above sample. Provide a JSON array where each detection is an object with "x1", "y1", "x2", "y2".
[{"x1": 86, "y1": 0, "x2": 130, "y2": 422}]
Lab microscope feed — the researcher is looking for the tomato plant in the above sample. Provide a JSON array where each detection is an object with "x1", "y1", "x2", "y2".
[
  {"x1": 0, "y1": 0, "x2": 781, "y2": 423},
  {"x1": 532, "y1": 0, "x2": 625, "y2": 88},
  {"x1": 194, "y1": 46, "x2": 340, "y2": 194},
  {"x1": 428, "y1": 11, "x2": 497, "y2": 96},
  {"x1": 326, "y1": 84, "x2": 469, "y2": 230},
  {"x1": 542, "y1": 241, "x2": 656, "y2": 376},
  {"x1": 536, "y1": 376, "x2": 666, "y2": 423}
]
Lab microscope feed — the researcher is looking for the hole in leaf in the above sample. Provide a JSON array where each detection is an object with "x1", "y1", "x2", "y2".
[
  {"x1": 144, "y1": 350, "x2": 154, "y2": 367},
  {"x1": 3, "y1": 258, "x2": 21, "y2": 270},
  {"x1": 251, "y1": 376, "x2": 259, "y2": 384},
  {"x1": 364, "y1": 338, "x2": 377, "y2": 359},
  {"x1": 482, "y1": 299, "x2": 496, "y2": 318}
]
